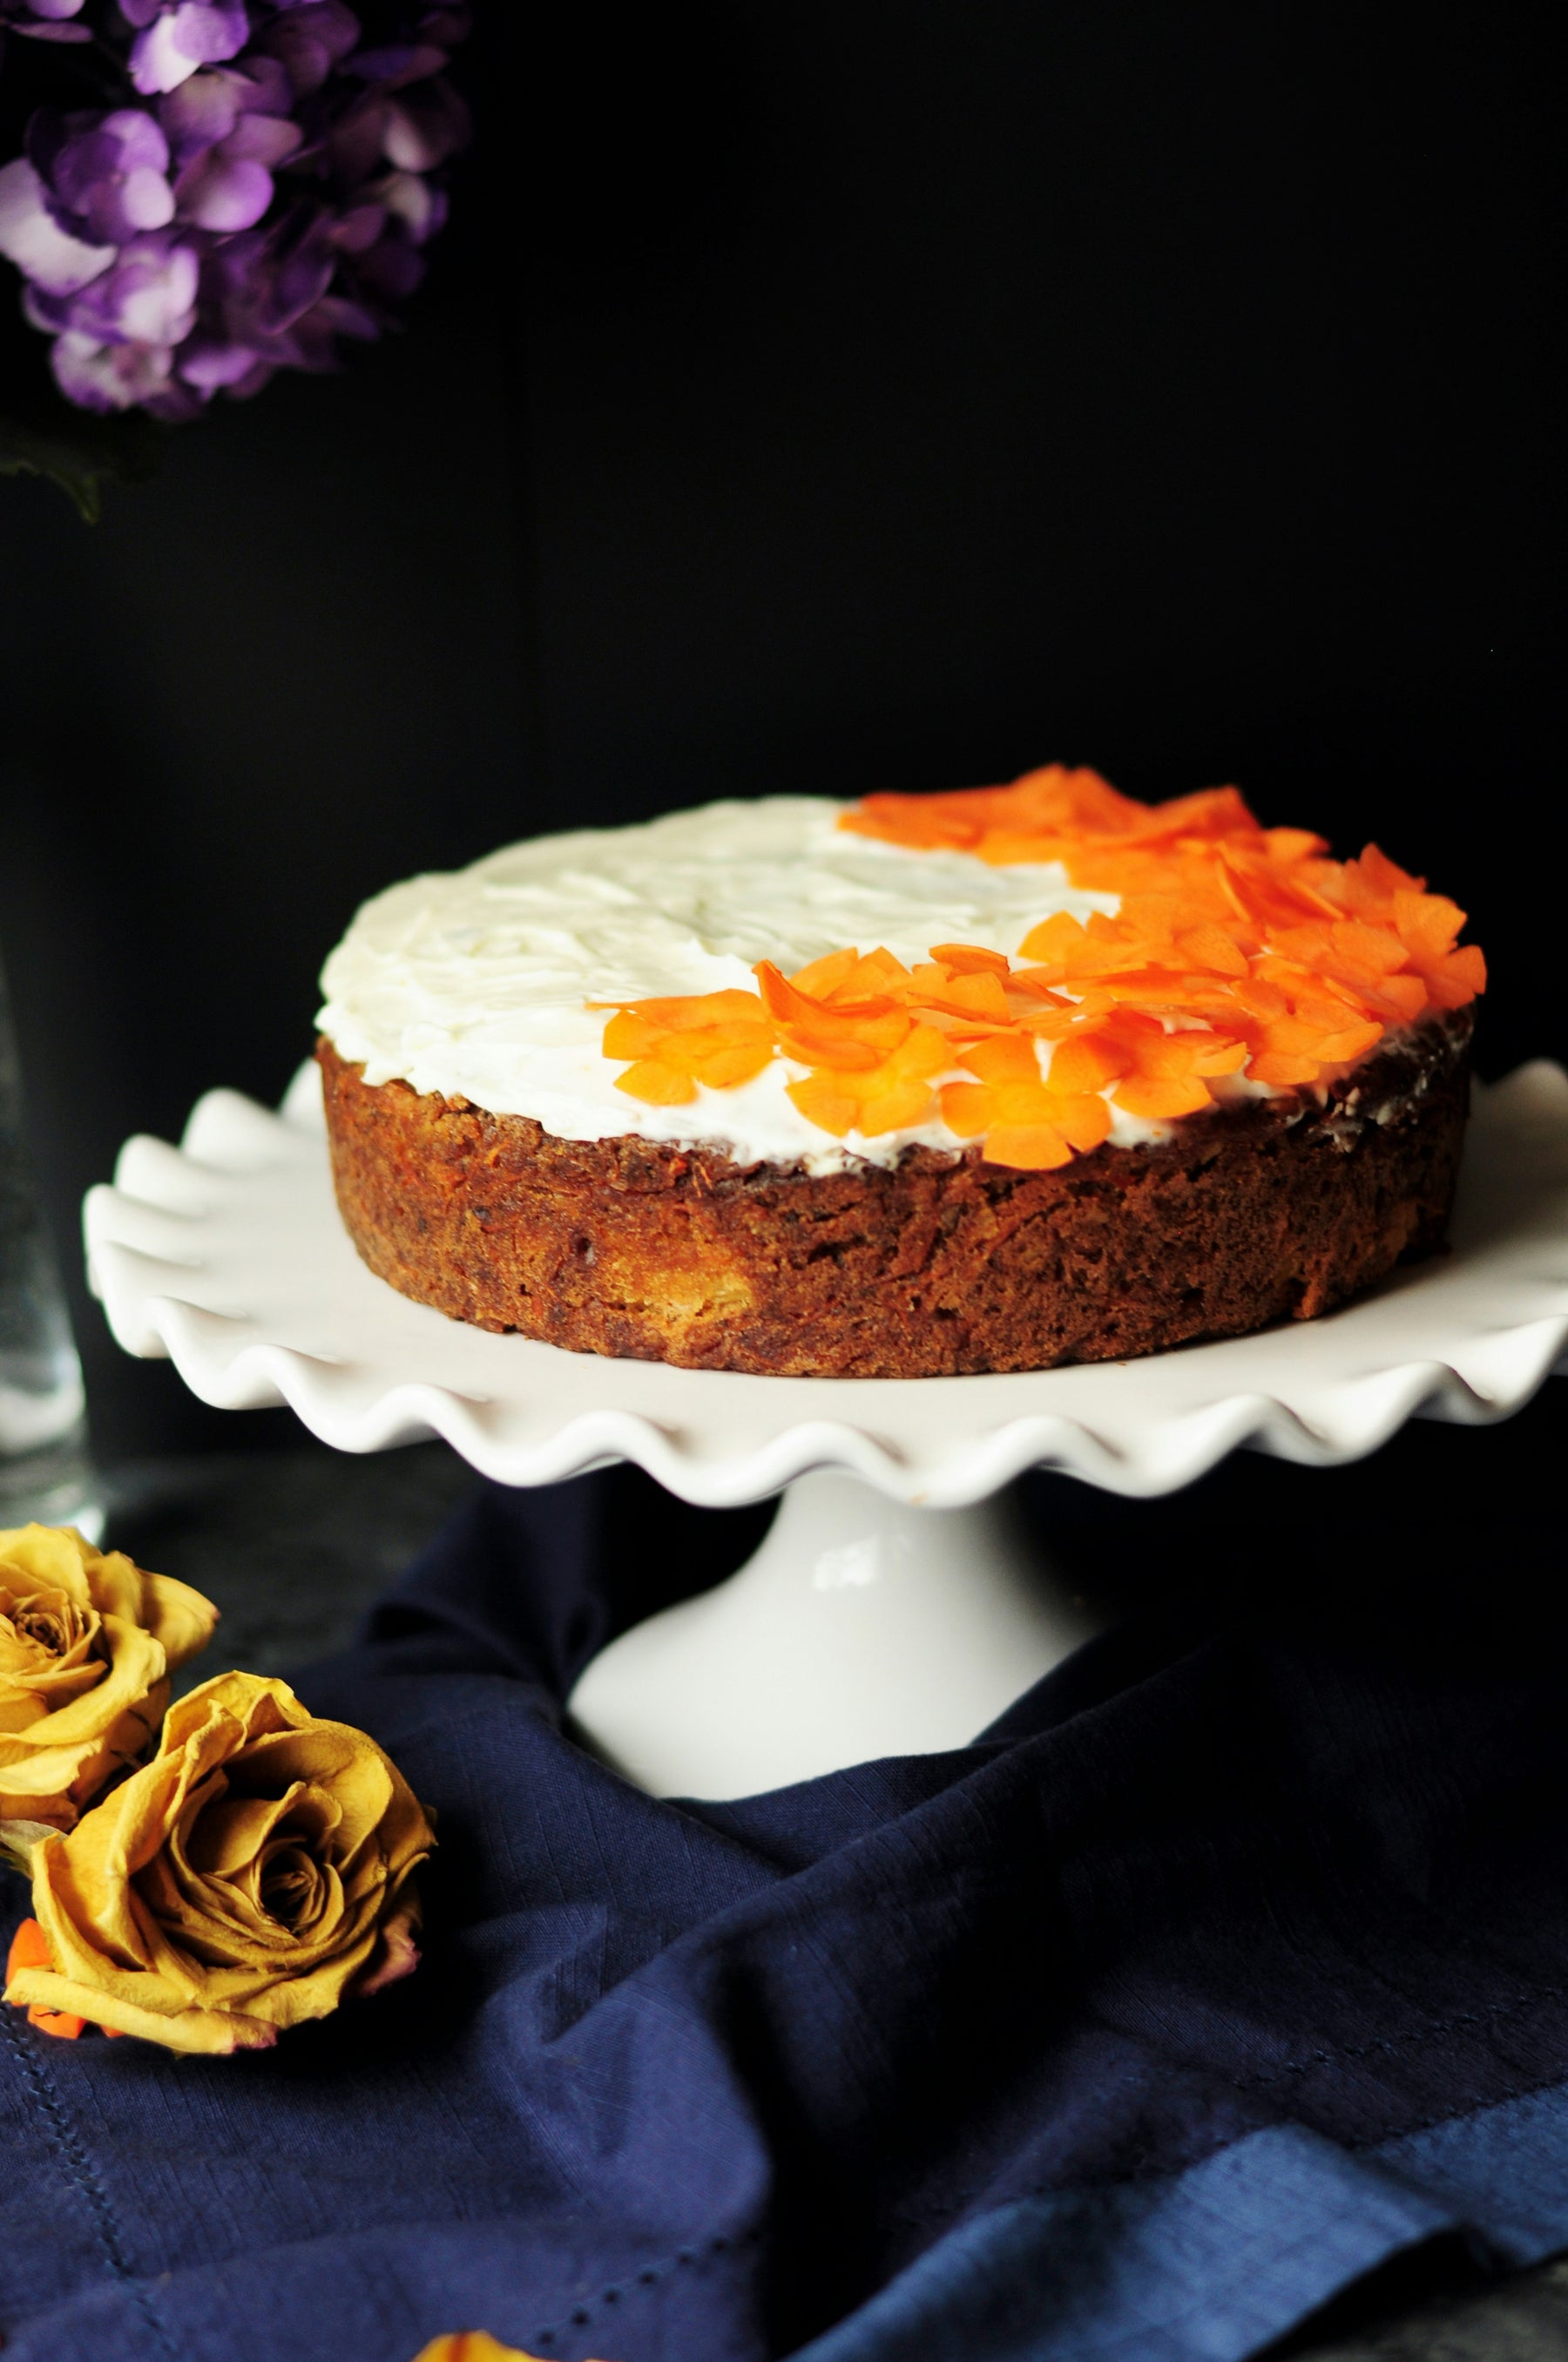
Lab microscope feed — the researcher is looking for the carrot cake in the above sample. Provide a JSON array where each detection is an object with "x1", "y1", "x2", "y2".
[{"x1": 314, "y1": 768, "x2": 1483, "y2": 1377}]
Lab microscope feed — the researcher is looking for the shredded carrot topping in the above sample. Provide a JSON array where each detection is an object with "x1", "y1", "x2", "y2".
[
  {"x1": 5, "y1": 1914, "x2": 89, "y2": 2040},
  {"x1": 594, "y1": 768, "x2": 1484, "y2": 1171}
]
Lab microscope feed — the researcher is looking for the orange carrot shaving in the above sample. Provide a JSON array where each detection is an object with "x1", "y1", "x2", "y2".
[
  {"x1": 596, "y1": 985, "x2": 777, "y2": 1105},
  {"x1": 6, "y1": 1916, "x2": 88, "y2": 2040},
  {"x1": 7, "y1": 1917, "x2": 50, "y2": 1977},
  {"x1": 593, "y1": 769, "x2": 1483, "y2": 1173},
  {"x1": 928, "y1": 942, "x2": 1013, "y2": 976},
  {"x1": 27, "y1": 2006, "x2": 86, "y2": 2040},
  {"x1": 983, "y1": 1124, "x2": 1075, "y2": 1170},
  {"x1": 787, "y1": 946, "x2": 863, "y2": 998}
]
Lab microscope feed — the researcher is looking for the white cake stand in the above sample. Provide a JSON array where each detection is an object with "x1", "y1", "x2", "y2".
[{"x1": 84, "y1": 1061, "x2": 1568, "y2": 1797}]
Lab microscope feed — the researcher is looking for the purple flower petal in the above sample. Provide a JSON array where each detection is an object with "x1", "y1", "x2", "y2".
[
  {"x1": 172, "y1": 1, "x2": 248, "y2": 64},
  {"x1": 221, "y1": 108, "x2": 300, "y2": 166},
  {"x1": 120, "y1": 161, "x2": 176, "y2": 228},
  {"x1": 131, "y1": 14, "x2": 199, "y2": 90},
  {"x1": 100, "y1": 105, "x2": 172, "y2": 173},
  {"x1": 143, "y1": 382, "x2": 206, "y2": 420},
  {"x1": 23, "y1": 105, "x2": 70, "y2": 184},
  {"x1": 176, "y1": 329, "x2": 260, "y2": 386},
  {"x1": 262, "y1": 0, "x2": 359, "y2": 95},
  {"x1": 117, "y1": 233, "x2": 199, "y2": 340},
  {"x1": 309, "y1": 288, "x2": 376, "y2": 338},
  {"x1": 0, "y1": 155, "x2": 115, "y2": 294},
  {"x1": 223, "y1": 354, "x2": 273, "y2": 396},
  {"x1": 328, "y1": 194, "x2": 380, "y2": 251},
  {"x1": 375, "y1": 166, "x2": 442, "y2": 244},
  {"x1": 131, "y1": 0, "x2": 247, "y2": 94},
  {"x1": 158, "y1": 66, "x2": 243, "y2": 160},
  {"x1": 219, "y1": 354, "x2": 274, "y2": 400},
  {"x1": 231, "y1": 53, "x2": 294, "y2": 114},
  {"x1": 175, "y1": 148, "x2": 272, "y2": 229},
  {"x1": 381, "y1": 79, "x2": 467, "y2": 173},
  {"x1": 22, "y1": 279, "x2": 72, "y2": 331}
]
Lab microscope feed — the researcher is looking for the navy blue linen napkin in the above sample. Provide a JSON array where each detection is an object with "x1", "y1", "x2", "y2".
[{"x1": 3, "y1": 1411, "x2": 1568, "y2": 2362}]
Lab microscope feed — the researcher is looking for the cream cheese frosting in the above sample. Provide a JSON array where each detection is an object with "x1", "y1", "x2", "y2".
[{"x1": 317, "y1": 795, "x2": 1169, "y2": 1172}]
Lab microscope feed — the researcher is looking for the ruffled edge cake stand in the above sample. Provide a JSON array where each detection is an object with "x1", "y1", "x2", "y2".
[{"x1": 84, "y1": 1059, "x2": 1568, "y2": 1797}]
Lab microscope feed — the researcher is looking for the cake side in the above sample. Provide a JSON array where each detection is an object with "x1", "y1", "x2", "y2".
[{"x1": 318, "y1": 1016, "x2": 1471, "y2": 1380}]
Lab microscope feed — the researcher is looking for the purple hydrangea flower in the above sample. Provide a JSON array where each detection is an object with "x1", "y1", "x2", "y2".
[{"x1": 0, "y1": 0, "x2": 470, "y2": 419}]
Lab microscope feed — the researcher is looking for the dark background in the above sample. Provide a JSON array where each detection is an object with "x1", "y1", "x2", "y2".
[{"x1": 0, "y1": 3, "x2": 1561, "y2": 1462}]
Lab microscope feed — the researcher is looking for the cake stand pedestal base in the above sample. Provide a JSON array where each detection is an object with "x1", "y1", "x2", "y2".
[{"x1": 565, "y1": 1469, "x2": 1104, "y2": 1797}]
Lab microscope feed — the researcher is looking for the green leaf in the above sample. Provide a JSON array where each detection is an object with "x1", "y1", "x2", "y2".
[
  {"x1": 0, "y1": 399, "x2": 163, "y2": 524},
  {"x1": 0, "y1": 1817, "x2": 59, "y2": 1874}
]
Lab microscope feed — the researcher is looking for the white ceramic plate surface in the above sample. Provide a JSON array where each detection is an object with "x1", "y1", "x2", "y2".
[{"x1": 84, "y1": 1060, "x2": 1568, "y2": 1508}]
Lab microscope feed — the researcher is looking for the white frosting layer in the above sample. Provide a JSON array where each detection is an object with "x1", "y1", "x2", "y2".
[{"x1": 318, "y1": 795, "x2": 1166, "y2": 1172}]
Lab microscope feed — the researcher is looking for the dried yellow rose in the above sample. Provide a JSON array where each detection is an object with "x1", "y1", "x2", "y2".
[
  {"x1": 5, "y1": 1669, "x2": 435, "y2": 2054},
  {"x1": 0, "y1": 1524, "x2": 217, "y2": 1831}
]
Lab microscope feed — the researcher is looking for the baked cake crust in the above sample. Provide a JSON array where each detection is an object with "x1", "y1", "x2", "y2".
[{"x1": 318, "y1": 1018, "x2": 1471, "y2": 1379}]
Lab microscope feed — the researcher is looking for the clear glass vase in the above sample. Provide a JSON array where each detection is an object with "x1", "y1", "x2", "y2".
[{"x1": 0, "y1": 955, "x2": 99, "y2": 1537}]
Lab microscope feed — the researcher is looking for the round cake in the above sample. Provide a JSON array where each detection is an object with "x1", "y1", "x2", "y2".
[{"x1": 315, "y1": 768, "x2": 1484, "y2": 1377}]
